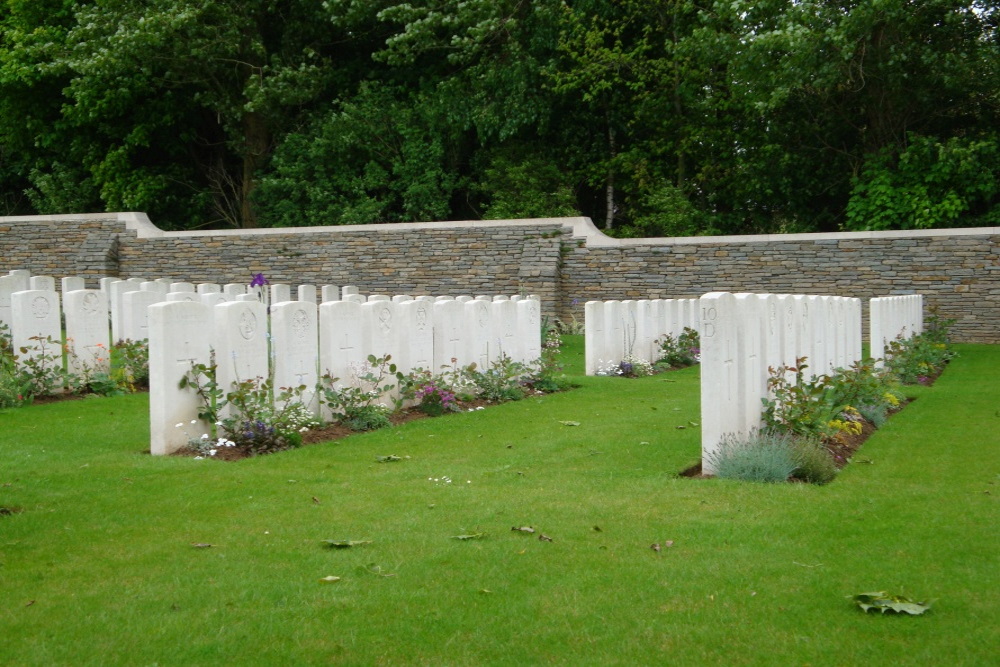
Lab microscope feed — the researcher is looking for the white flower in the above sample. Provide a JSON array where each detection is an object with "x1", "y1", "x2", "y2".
[
  {"x1": 200, "y1": 434, "x2": 210, "y2": 440},
  {"x1": 190, "y1": 419, "x2": 197, "y2": 424},
  {"x1": 209, "y1": 449, "x2": 217, "y2": 456},
  {"x1": 175, "y1": 423, "x2": 184, "y2": 428},
  {"x1": 193, "y1": 456, "x2": 204, "y2": 460}
]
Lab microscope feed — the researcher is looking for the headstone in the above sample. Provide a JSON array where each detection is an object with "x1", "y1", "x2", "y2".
[
  {"x1": 0, "y1": 273, "x2": 28, "y2": 329},
  {"x1": 122, "y1": 290, "x2": 164, "y2": 341},
  {"x1": 62, "y1": 276, "x2": 85, "y2": 293},
  {"x1": 492, "y1": 299, "x2": 519, "y2": 363},
  {"x1": 170, "y1": 282, "x2": 195, "y2": 293},
  {"x1": 213, "y1": 301, "x2": 269, "y2": 420},
  {"x1": 148, "y1": 301, "x2": 212, "y2": 455},
  {"x1": 270, "y1": 284, "x2": 291, "y2": 304},
  {"x1": 29, "y1": 276, "x2": 56, "y2": 291},
  {"x1": 200, "y1": 293, "x2": 229, "y2": 307},
  {"x1": 196, "y1": 283, "x2": 221, "y2": 295},
  {"x1": 466, "y1": 299, "x2": 492, "y2": 369},
  {"x1": 364, "y1": 300, "x2": 401, "y2": 365},
  {"x1": 341, "y1": 285, "x2": 359, "y2": 298},
  {"x1": 699, "y1": 292, "x2": 743, "y2": 474},
  {"x1": 344, "y1": 294, "x2": 366, "y2": 304},
  {"x1": 399, "y1": 299, "x2": 435, "y2": 374},
  {"x1": 223, "y1": 284, "x2": 246, "y2": 297},
  {"x1": 433, "y1": 300, "x2": 466, "y2": 371},
  {"x1": 235, "y1": 294, "x2": 258, "y2": 302},
  {"x1": 297, "y1": 284, "x2": 317, "y2": 304},
  {"x1": 11, "y1": 289, "x2": 62, "y2": 378},
  {"x1": 584, "y1": 301, "x2": 605, "y2": 375},
  {"x1": 321, "y1": 285, "x2": 339, "y2": 303},
  {"x1": 516, "y1": 299, "x2": 542, "y2": 365},
  {"x1": 64, "y1": 290, "x2": 111, "y2": 376},
  {"x1": 319, "y1": 300, "x2": 369, "y2": 412},
  {"x1": 391, "y1": 295, "x2": 412, "y2": 304},
  {"x1": 455, "y1": 295, "x2": 473, "y2": 303},
  {"x1": 734, "y1": 294, "x2": 766, "y2": 428},
  {"x1": 141, "y1": 281, "x2": 168, "y2": 294},
  {"x1": 166, "y1": 292, "x2": 198, "y2": 303},
  {"x1": 367, "y1": 294, "x2": 390, "y2": 303},
  {"x1": 272, "y1": 301, "x2": 319, "y2": 415}
]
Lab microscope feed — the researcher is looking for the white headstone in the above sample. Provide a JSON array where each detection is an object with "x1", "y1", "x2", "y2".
[
  {"x1": 272, "y1": 301, "x2": 319, "y2": 415},
  {"x1": 341, "y1": 285, "x2": 359, "y2": 298},
  {"x1": 584, "y1": 301, "x2": 605, "y2": 375},
  {"x1": 64, "y1": 290, "x2": 111, "y2": 376},
  {"x1": 141, "y1": 281, "x2": 168, "y2": 294},
  {"x1": 148, "y1": 301, "x2": 212, "y2": 455},
  {"x1": 492, "y1": 299, "x2": 519, "y2": 362},
  {"x1": 122, "y1": 290, "x2": 164, "y2": 342},
  {"x1": 223, "y1": 284, "x2": 246, "y2": 297},
  {"x1": 516, "y1": 299, "x2": 542, "y2": 365},
  {"x1": 200, "y1": 293, "x2": 229, "y2": 308},
  {"x1": 699, "y1": 292, "x2": 743, "y2": 474},
  {"x1": 61, "y1": 276, "x2": 85, "y2": 293},
  {"x1": 297, "y1": 284, "x2": 317, "y2": 304},
  {"x1": 466, "y1": 299, "x2": 492, "y2": 369},
  {"x1": 170, "y1": 282, "x2": 195, "y2": 293},
  {"x1": 319, "y1": 300, "x2": 370, "y2": 411},
  {"x1": 399, "y1": 299, "x2": 435, "y2": 374},
  {"x1": 270, "y1": 284, "x2": 291, "y2": 304},
  {"x1": 321, "y1": 285, "x2": 339, "y2": 303},
  {"x1": 391, "y1": 295, "x2": 412, "y2": 304},
  {"x1": 213, "y1": 301, "x2": 269, "y2": 420},
  {"x1": 166, "y1": 292, "x2": 199, "y2": 303},
  {"x1": 196, "y1": 283, "x2": 221, "y2": 295},
  {"x1": 11, "y1": 289, "x2": 62, "y2": 379},
  {"x1": 0, "y1": 274, "x2": 28, "y2": 329},
  {"x1": 30, "y1": 276, "x2": 56, "y2": 291},
  {"x1": 433, "y1": 300, "x2": 466, "y2": 371}
]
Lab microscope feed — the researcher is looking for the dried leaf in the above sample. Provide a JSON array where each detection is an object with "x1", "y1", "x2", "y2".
[
  {"x1": 312, "y1": 496, "x2": 320, "y2": 504},
  {"x1": 851, "y1": 591, "x2": 931, "y2": 615},
  {"x1": 650, "y1": 542, "x2": 661, "y2": 553},
  {"x1": 319, "y1": 575, "x2": 341, "y2": 584},
  {"x1": 376, "y1": 455, "x2": 402, "y2": 463},
  {"x1": 538, "y1": 534, "x2": 553, "y2": 542},
  {"x1": 323, "y1": 539, "x2": 372, "y2": 549},
  {"x1": 663, "y1": 540, "x2": 674, "y2": 548},
  {"x1": 559, "y1": 421, "x2": 581, "y2": 427},
  {"x1": 360, "y1": 563, "x2": 396, "y2": 578},
  {"x1": 190, "y1": 543, "x2": 214, "y2": 548},
  {"x1": 511, "y1": 526, "x2": 536, "y2": 534},
  {"x1": 593, "y1": 525, "x2": 602, "y2": 532},
  {"x1": 451, "y1": 532, "x2": 487, "y2": 540}
]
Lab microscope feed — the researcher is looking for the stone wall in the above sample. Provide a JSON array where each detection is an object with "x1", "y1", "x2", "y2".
[{"x1": 1, "y1": 212, "x2": 997, "y2": 343}]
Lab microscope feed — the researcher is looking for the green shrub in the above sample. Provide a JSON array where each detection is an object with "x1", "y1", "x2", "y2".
[
  {"x1": 791, "y1": 439, "x2": 838, "y2": 485},
  {"x1": 706, "y1": 429, "x2": 798, "y2": 483}
]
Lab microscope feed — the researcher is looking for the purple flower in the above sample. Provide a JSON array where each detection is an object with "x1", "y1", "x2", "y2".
[{"x1": 250, "y1": 273, "x2": 269, "y2": 288}]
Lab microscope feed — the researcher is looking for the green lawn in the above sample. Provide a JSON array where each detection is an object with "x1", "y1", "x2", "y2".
[{"x1": 1, "y1": 339, "x2": 997, "y2": 665}]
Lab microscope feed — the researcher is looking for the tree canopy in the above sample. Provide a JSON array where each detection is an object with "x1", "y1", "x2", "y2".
[{"x1": 1, "y1": 0, "x2": 997, "y2": 233}]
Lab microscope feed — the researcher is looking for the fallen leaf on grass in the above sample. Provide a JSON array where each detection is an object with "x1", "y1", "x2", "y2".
[
  {"x1": 190, "y1": 543, "x2": 214, "y2": 548},
  {"x1": 359, "y1": 563, "x2": 396, "y2": 578},
  {"x1": 538, "y1": 534, "x2": 553, "y2": 542},
  {"x1": 323, "y1": 539, "x2": 372, "y2": 549},
  {"x1": 451, "y1": 532, "x2": 487, "y2": 541},
  {"x1": 376, "y1": 455, "x2": 403, "y2": 463},
  {"x1": 558, "y1": 421, "x2": 581, "y2": 427},
  {"x1": 312, "y1": 496, "x2": 320, "y2": 504},
  {"x1": 851, "y1": 591, "x2": 931, "y2": 615},
  {"x1": 511, "y1": 526, "x2": 535, "y2": 534},
  {"x1": 319, "y1": 576, "x2": 341, "y2": 584},
  {"x1": 25, "y1": 600, "x2": 35, "y2": 607},
  {"x1": 675, "y1": 425, "x2": 686, "y2": 430}
]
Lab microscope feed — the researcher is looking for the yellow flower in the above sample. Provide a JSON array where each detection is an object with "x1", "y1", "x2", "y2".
[{"x1": 883, "y1": 393, "x2": 900, "y2": 407}]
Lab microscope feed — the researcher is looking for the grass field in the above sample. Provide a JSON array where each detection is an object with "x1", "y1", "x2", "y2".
[{"x1": 1, "y1": 338, "x2": 997, "y2": 665}]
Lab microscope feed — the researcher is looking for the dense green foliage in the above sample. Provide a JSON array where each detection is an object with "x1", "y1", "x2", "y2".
[{"x1": 2, "y1": 0, "x2": 997, "y2": 233}]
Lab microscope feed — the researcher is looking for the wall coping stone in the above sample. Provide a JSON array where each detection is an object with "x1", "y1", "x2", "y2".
[{"x1": 1, "y1": 211, "x2": 995, "y2": 246}]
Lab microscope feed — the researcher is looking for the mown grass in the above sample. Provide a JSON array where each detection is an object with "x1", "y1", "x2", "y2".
[{"x1": 0, "y1": 338, "x2": 997, "y2": 665}]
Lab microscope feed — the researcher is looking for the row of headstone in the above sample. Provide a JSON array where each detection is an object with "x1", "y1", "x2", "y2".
[
  {"x1": 583, "y1": 299, "x2": 701, "y2": 375},
  {"x1": 698, "y1": 292, "x2": 866, "y2": 474},
  {"x1": 870, "y1": 294, "x2": 923, "y2": 366},
  {"x1": 148, "y1": 296, "x2": 543, "y2": 454}
]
